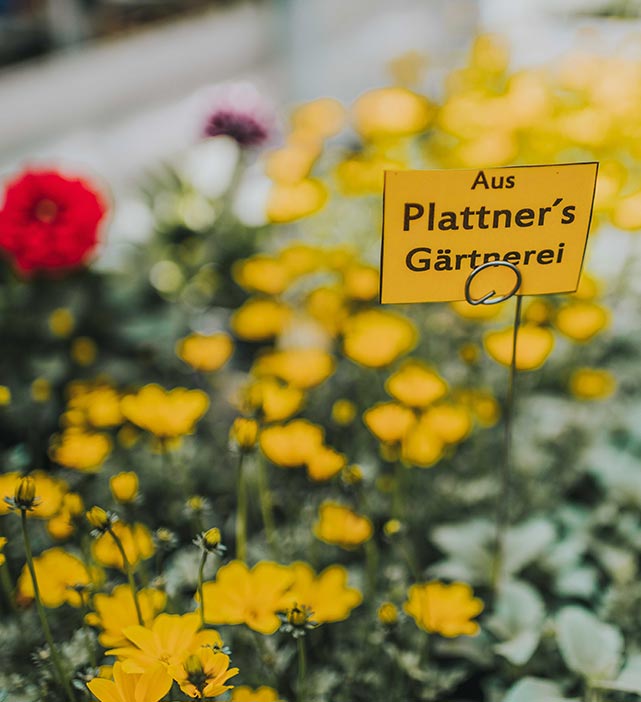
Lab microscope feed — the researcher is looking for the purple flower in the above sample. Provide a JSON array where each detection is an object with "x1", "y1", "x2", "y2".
[{"x1": 202, "y1": 82, "x2": 276, "y2": 148}]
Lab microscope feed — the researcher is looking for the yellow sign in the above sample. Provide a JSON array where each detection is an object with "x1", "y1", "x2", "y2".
[{"x1": 380, "y1": 163, "x2": 598, "y2": 304}]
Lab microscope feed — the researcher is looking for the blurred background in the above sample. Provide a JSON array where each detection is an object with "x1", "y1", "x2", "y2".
[{"x1": 1, "y1": 0, "x2": 641, "y2": 221}]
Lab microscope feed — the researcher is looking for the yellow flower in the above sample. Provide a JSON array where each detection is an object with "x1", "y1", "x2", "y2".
[
  {"x1": 352, "y1": 87, "x2": 432, "y2": 140},
  {"x1": 0, "y1": 470, "x2": 67, "y2": 518},
  {"x1": 200, "y1": 561, "x2": 294, "y2": 634},
  {"x1": 49, "y1": 307, "x2": 75, "y2": 337},
  {"x1": 252, "y1": 349, "x2": 335, "y2": 390},
  {"x1": 281, "y1": 562, "x2": 362, "y2": 623},
  {"x1": 233, "y1": 256, "x2": 292, "y2": 296},
  {"x1": 17, "y1": 547, "x2": 92, "y2": 608},
  {"x1": 265, "y1": 143, "x2": 320, "y2": 185},
  {"x1": 241, "y1": 377, "x2": 305, "y2": 423},
  {"x1": 51, "y1": 428, "x2": 112, "y2": 471},
  {"x1": 277, "y1": 243, "x2": 324, "y2": 277},
  {"x1": 71, "y1": 336, "x2": 98, "y2": 366},
  {"x1": 0, "y1": 385, "x2": 10, "y2": 405},
  {"x1": 569, "y1": 368, "x2": 616, "y2": 400},
  {"x1": 231, "y1": 686, "x2": 282, "y2": 702},
  {"x1": 343, "y1": 310, "x2": 418, "y2": 368},
  {"x1": 110, "y1": 472, "x2": 139, "y2": 503},
  {"x1": 0, "y1": 536, "x2": 6, "y2": 566},
  {"x1": 363, "y1": 403, "x2": 416, "y2": 444},
  {"x1": 120, "y1": 384, "x2": 209, "y2": 439},
  {"x1": 484, "y1": 324, "x2": 554, "y2": 371},
  {"x1": 66, "y1": 381, "x2": 123, "y2": 428},
  {"x1": 305, "y1": 286, "x2": 348, "y2": 336},
  {"x1": 107, "y1": 613, "x2": 224, "y2": 693},
  {"x1": 291, "y1": 97, "x2": 346, "y2": 138},
  {"x1": 377, "y1": 602, "x2": 399, "y2": 625},
  {"x1": 385, "y1": 361, "x2": 448, "y2": 409},
  {"x1": 86, "y1": 584, "x2": 167, "y2": 647},
  {"x1": 306, "y1": 446, "x2": 346, "y2": 482},
  {"x1": 176, "y1": 333, "x2": 233, "y2": 373},
  {"x1": 555, "y1": 301, "x2": 610, "y2": 342},
  {"x1": 259, "y1": 420, "x2": 324, "y2": 468},
  {"x1": 87, "y1": 661, "x2": 171, "y2": 702},
  {"x1": 404, "y1": 581, "x2": 483, "y2": 637},
  {"x1": 401, "y1": 419, "x2": 444, "y2": 468},
  {"x1": 229, "y1": 417, "x2": 259, "y2": 450},
  {"x1": 450, "y1": 300, "x2": 505, "y2": 321},
  {"x1": 92, "y1": 522, "x2": 155, "y2": 570},
  {"x1": 572, "y1": 272, "x2": 601, "y2": 300},
  {"x1": 457, "y1": 389, "x2": 500, "y2": 427},
  {"x1": 231, "y1": 298, "x2": 292, "y2": 342},
  {"x1": 170, "y1": 647, "x2": 239, "y2": 699},
  {"x1": 267, "y1": 179, "x2": 328, "y2": 223},
  {"x1": 331, "y1": 399, "x2": 356, "y2": 426},
  {"x1": 423, "y1": 404, "x2": 472, "y2": 444},
  {"x1": 314, "y1": 502, "x2": 373, "y2": 549},
  {"x1": 335, "y1": 152, "x2": 405, "y2": 196},
  {"x1": 31, "y1": 377, "x2": 51, "y2": 402},
  {"x1": 342, "y1": 264, "x2": 379, "y2": 301}
]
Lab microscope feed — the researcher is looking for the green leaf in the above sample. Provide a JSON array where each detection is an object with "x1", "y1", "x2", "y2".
[{"x1": 556, "y1": 606, "x2": 624, "y2": 681}]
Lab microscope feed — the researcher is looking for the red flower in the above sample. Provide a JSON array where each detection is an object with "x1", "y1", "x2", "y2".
[{"x1": 0, "y1": 170, "x2": 106, "y2": 274}]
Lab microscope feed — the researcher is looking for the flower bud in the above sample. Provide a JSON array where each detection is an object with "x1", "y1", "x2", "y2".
[
  {"x1": 377, "y1": 602, "x2": 399, "y2": 625},
  {"x1": 229, "y1": 417, "x2": 259, "y2": 450},
  {"x1": 287, "y1": 605, "x2": 310, "y2": 628},
  {"x1": 203, "y1": 527, "x2": 222, "y2": 549},
  {"x1": 86, "y1": 506, "x2": 111, "y2": 531},
  {"x1": 14, "y1": 476, "x2": 37, "y2": 510},
  {"x1": 109, "y1": 472, "x2": 139, "y2": 503}
]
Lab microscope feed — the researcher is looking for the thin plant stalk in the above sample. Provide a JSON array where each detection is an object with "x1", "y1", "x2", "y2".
[
  {"x1": 297, "y1": 636, "x2": 307, "y2": 702},
  {"x1": 20, "y1": 511, "x2": 75, "y2": 702},
  {"x1": 0, "y1": 560, "x2": 15, "y2": 612},
  {"x1": 107, "y1": 525, "x2": 144, "y2": 625},
  {"x1": 391, "y1": 461, "x2": 405, "y2": 519},
  {"x1": 79, "y1": 590, "x2": 97, "y2": 669},
  {"x1": 365, "y1": 538, "x2": 379, "y2": 599},
  {"x1": 197, "y1": 550, "x2": 208, "y2": 626},
  {"x1": 491, "y1": 295, "x2": 522, "y2": 593},
  {"x1": 236, "y1": 452, "x2": 248, "y2": 562},
  {"x1": 256, "y1": 456, "x2": 278, "y2": 558}
]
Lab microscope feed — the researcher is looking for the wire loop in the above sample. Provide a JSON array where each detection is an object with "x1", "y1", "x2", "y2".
[{"x1": 464, "y1": 260, "x2": 522, "y2": 306}]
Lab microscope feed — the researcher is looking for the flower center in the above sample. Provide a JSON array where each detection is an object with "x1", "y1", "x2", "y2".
[{"x1": 34, "y1": 199, "x2": 59, "y2": 224}]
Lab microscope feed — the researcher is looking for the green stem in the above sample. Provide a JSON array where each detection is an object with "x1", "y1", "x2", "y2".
[
  {"x1": 80, "y1": 591, "x2": 97, "y2": 669},
  {"x1": 491, "y1": 295, "x2": 522, "y2": 594},
  {"x1": 392, "y1": 461, "x2": 404, "y2": 519},
  {"x1": 21, "y1": 510, "x2": 75, "y2": 702},
  {"x1": 236, "y1": 452, "x2": 248, "y2": 562},
  {"x1": 0, "y1": 561, "x2": 15, "y2": 612},
  {"x1": 197, "y1": 550, "x2": 208, "y2": 626},
  {"x1": 107, "y1": 526, "x2": 144, "y2": 625},
  {"x1": 365, "y1": 539, "x2": 379, "y2": 599},
  {"x1": 297, "y1": 636, "x2": 307, "y2": 702},
  {"x1": 256, "y1": 456, "x2": 279, "y2": 558}
]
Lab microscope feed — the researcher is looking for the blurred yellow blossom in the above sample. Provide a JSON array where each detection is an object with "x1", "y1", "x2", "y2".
[
  {"x1": 306, "y1": 445, "x2": 346, "y2": 482},
  {"x1": 252, "y1": 349, "x2": 335, "y2": 389},
  {"x1": 423, "y1": 404, "x2": 472, "y2": 444},
  {"x1": 92, "y1": 521, "x2": 155, "y2": 570},
  {"x1": 233, "y1": 255, "x2": 292, "y2": 296},
  {"x1": 401, "y1": 419, "x2": 444, "y2": 468},
  {"x1": 569, "y1": 368, "x2": 616, "y2": 400},
  {"x1": 241, "y1": 377, "x2": 304, "y2": 423},
  {"x1": 176, "y1": 332, "x2": 233, "y2": 372},
  {"x1": 48, "y1": 307, "x2": 75, "y2": 337},
  {"x1": 386, "y1": 361, "x2": 448, "y2": 409},
  {"x1": 314, "y1": 502, "x2": 373, "y2": 549},
  {"x1": 231, "y1": 686, "x2": 282, "y2": 702},
  {"x1": 364, "y1": 402, "x2": 416, "y2": 445},
  {"x1": 120, "y1": 384, "x2": 209, "y2": 439},
  {"x1": 0, "y1": 385, "x2": 10, "y2": 405},
  {"x1": 277, "y1": 243, "x2": 324, "y2": 277},
  {"x1": 71, "y1": 336, "x2": 98, "y2": 365},
  {"x1": 110, "y1": 472, "x2": 139, "y2": 503},
  {"x1": 377, "y1": 602, "x2": 399, "y2": 625},
  {"x1": 265, "y1": 143, "x2": 320, "y2": 185},
  {"x1": 231, "y1": 298, "x2": 292, "y2": 342},
  {"x1": 86, "y1": 584, "x2": 167, "y2": 647},
  {"x1": 331, "y1": 399, "x2": 357, "y2": 425},
  {"x1": 343, "y1": 310, "x2": 417, "y2": 368},
  {"x1": 291, "y1": 97, "x2": 346, "y2": 138},
  {"x1": 31, "y1": 377, "x2": 51, "y2": 402},
  {"x1": 305, "y1": 286, "x2": 348, "y2": 336},
  {"x1": 484, "y1": 324, "x2": 554, "y2": 370},
  {"x1": 0, "y1": 536, "x2": 6, "y2": 566},
  {"x1": 352, "y1": 87, "x2": 432, "y2": 140},
  {"x1": 17, "y1": 547, "x2": 92, "y2": 608},
  {"x1": 229, "y1": 417, "x2": 259, "y2": 450},
  {"x1": 404, "y1": 581, "x2": 483, "y2": 637},
  {"x1": 260, "y1": 419, "x2": 324, "y2": 468},
  {"x1": 200, "y1": 560, "x2": 294, "y2": 634},
  {"x1": 67, "y1": 381, "x2": 123, "y2": 427},
  {"x1": 555, "y1": 301, "x2": 610, "y2": 342},
  {"x1": 267, "y1": 179, "x2": 327, "y2": 223},
  {"x1": 342, "y1": 264, "x2": 379, "y2": 301},
  {"x1": 50, "y1": 428, "x2": 112, "y2": 471}
]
